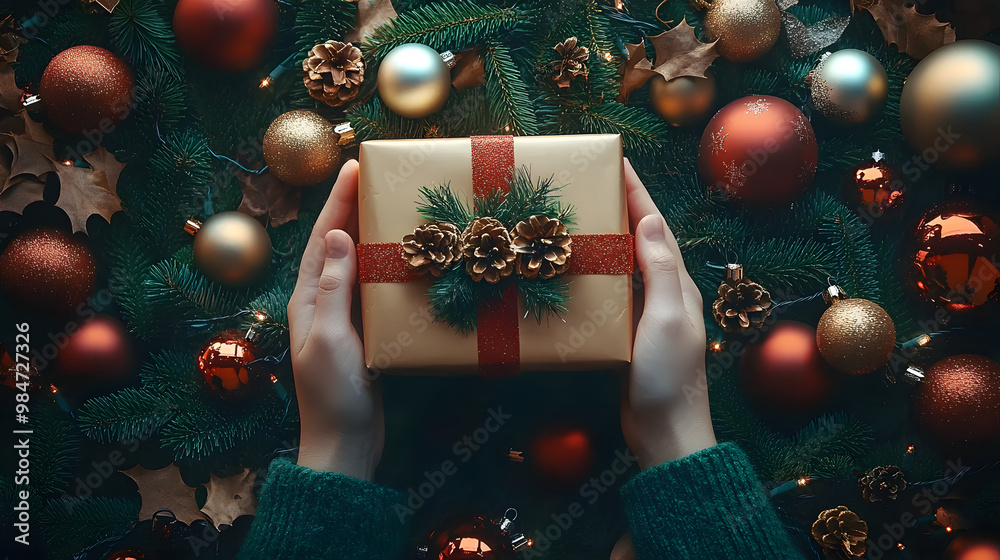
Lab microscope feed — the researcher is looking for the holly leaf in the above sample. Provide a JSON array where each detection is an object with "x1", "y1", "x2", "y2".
[
  {"x1": 346, "y1": 0, "x2": 399, "y2": 43},
  {"x1": 0, "y1": 15, "x2": 26, "y2": 63},
  {"x1": 200, "y1": 469, "x2": 258, "y2": 527},
  {"x1": 237, "y1": 170, "x2": 300, "y2": 227},
  {"x1": 123, "y1": 464, "x2": 209, "y2": 525},
  {"x1": 0, "y1": 176, "x2": 45, "y2": 216},
  {"x1": 857, "y1": 0, "x2": 955, "y2": 59},
  {"x1": 1, "y1": 62, "x2": 25, "y2": 114},
  {"x1": 646, "y1": 19, "x2": 719, "y2": 82},
  {"x1": 88, "y1": 0, "x2": 121, "y2": 13},
  {"x1": 452, "y1": 48, "x2": 486, "y2": 91},
  {"x1": 52, "y1": 146, "x2": 125, "y2": 233},
  {"x1": 1, "y1": 111, "x2": 57, "y2": 188},
  {"x1": 616, "y1": 41, "x2": 656, "y2": 103}
]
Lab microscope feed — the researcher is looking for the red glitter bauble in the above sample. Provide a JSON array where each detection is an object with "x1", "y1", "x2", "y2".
[
  {"x1": 0, "y1": 229, "x2": 96, "y2": 316},
  {"x1": 530, "y1": 426, "x2": 595, "y2": 484},
  {"x1": 908, "y1": 199, "x2": 1000, "y2": 314},
  {"x1": 699, "y1": 95, "x2": 818, "y2": 205},
  {"x1": 741, "y1": 321, "x2": 831, "y2": 413},
  {"x1": 39, "y1": 45, "x2": 134, "y2": 135},
  {"x1": 173, "y1": 0, "x2": 278, "y2": 72},
  {"x1": 196, "y1": 330, "x2": 258, "y2": 398},
  {"x1": 914, "y1": 354, "x2": 1000, "y2": 445},
  {"x1": 846, "y1": 153, "x2": 905, "y2": 216},
  {"x1": 56, "y1": 316, "x2": 134, "y2": 380}
]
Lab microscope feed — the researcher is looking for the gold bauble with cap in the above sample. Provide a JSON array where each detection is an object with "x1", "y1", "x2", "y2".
[
  {"x1": 376, "y1": 43, "x2": 452, "y2": 118},
  {"x1": 815, "y1": 286, "x2": 896, "y2": 376},
  {"x1": 185, "y1": 212, "x2": 272, "y2": 286}
]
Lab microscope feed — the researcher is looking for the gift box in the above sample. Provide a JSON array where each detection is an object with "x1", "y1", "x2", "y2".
[{"x1": 357, "y1": 134, "x2": 633, "y2": 375}]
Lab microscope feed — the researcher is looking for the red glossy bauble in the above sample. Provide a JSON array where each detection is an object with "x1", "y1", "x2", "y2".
[
  {"x1": 908, "y1": 199, "x2": 1000, "y2": 313},
  {"x1": 699, "y1": 95, "x2": 818, "y2": 205},
  {"x1": 530, "y1": 426, "x2": 595, "y2": 484},
  {"x1": 196, "y1": 330, "x2": 259, "y2": 398},
  {"x1": 847, "y1": 154, "x2": 904, "y2": 216},
  {"x1": 741, "y1": 321, "x2": 831, "y2": 413},
  {"x1": 56, "y1": 316, "x2": 134, "y2": 380},
  {"x1": 173, "y1": 0, "x2": 278, "y2": 72},
  {"x1": 425, "y1": 515, "x2": 514, "y2": 560},
  {"x1": 39, "y1": 45, "x2": 134, "y2": 135},
  {"x1": 0, "y1": 229, "x2": 96, "y2": 316},
  {"x1": 914, "y1": 354, "x2": 1000, "y2": 445}
]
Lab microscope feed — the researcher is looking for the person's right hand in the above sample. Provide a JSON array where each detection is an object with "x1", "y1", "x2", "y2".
[
  {"x1": 286, "y1": 160, "x2": 383, "y2": 480},
  {"x1": 620, "y1": 159, "x2": 717, "y2": 470}
]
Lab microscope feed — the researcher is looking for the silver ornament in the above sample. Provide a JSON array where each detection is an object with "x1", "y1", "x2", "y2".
[{"x1": 808, "y1": 49, "x2": 888, "y2": 124}]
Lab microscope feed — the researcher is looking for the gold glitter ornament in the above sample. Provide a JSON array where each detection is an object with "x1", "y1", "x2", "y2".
[
  {"x1": 699, "y1": 0, "x2": 781, "y2": 62},
  {"x1": 808, "y1": 49, "x2": 888, "y2": 125},
  {"x1": 376, "y1": 43, "x2": 451, "y2": 118},
  {"x1": 262, "y1": 110, "x2": 341, "y2": 186},
  {"x1": 815, "y1": 286, "x2": 896, "y2": 376},
  {"x1": 185, "y1": 212, "x2": 272, "y2": 286}
]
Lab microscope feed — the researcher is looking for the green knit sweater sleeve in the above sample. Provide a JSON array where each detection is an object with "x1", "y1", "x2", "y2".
[
  {"x1": 620, "y1": 443, "x2": 803, "y2": 560},
  {"x1": 238, "y1": 458, "x2": 408, "y2": 560}
]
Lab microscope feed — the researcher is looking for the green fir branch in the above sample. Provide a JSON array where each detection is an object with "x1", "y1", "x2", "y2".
[
  {"x1": 39, "y1": 498, "x2": 140, "y2": 558},
  {"x1": 143, "y1": 260, "x2": 253, "y2": 328},
  {"x1": 109, "y1": 0, "x2": 183, "y2": 76},
  {"x1": 77, "y1": 387, "x2": 177, "y2": 444},
  {"x1": 576, "y1": 102, "x2": 666, "y2": 156},
  {"x1": 416, "y1": 183, "x2": 474, "y2": 226},
  {"x1": 31, "y1": 405, "x2": 79, "y2": 499},
  {"x1": 483, "y1": 44, "x2": 539, "y2": 135},
  {"x1": 517, "y1": 276, "x2": 571, "y2": 323},
  {"x1": 293, "y1": 0, "x2": 356, "y2": 54}
]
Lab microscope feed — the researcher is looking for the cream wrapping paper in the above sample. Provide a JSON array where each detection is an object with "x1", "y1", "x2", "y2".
[{"x1": 358, "y1": 134, "x2": 632, "y2": 375}]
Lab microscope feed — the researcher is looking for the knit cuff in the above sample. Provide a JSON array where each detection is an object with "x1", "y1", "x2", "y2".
[
  {"x1": 620, "y1": 443, "x2": 800, "y2": 560},
  {"x1": 238, "y1": 458, "x2": 408, "y2": 560}
]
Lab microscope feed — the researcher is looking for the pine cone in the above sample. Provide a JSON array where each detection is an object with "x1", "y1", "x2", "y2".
[
  {"x1": 712, "y1": 277, "x2": 772, "y2": 332},
  {"x1": 402, "y1": 222, "x2": 463, "y2": 277},
  {"x1": 859, "y1": 465, "x2": 907, "y2": 503},
  {"x1": 550, "y1": 37, "x2": 589, "y2": 88},
  {"x1": 811, "y1": 506, "x2": 868, "y2": 559},
  {"x1": 302, "y1": 40, "x2": 365, "y2": 107},
  {"x1": 461, "y1": 218, "x2": 515, "y2": 284},
  {"x1": 511, "y1": 215, "x2": 572, "y2": 279}
]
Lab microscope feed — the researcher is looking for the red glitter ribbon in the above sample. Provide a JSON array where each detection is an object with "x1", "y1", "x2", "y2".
[{"x1": 357, "y1": 136, "x2": 633, "y2": 376}]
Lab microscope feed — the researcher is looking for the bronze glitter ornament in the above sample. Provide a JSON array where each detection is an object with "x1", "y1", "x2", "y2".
[
  {"x1": 900, "y1": 40, "x2": 1000, "y2": 169},
  {"x1": 461, "y1": 217, "x2": 515, "y2": 284},
  {"x1": 815, "y1": 286, "x2": 896, "y2": 376},
  {"x1": 186, "y1": 212, "x2": 272, "y2": 286},
  {"x1": 914, "y1": 354, "x2": 1000, "y2": 446},
  {"x1": 376, "y1": 43, "x2": 451, "y2": 118},
  {"x1": 511, "y1": 214, "x2": 572, "y2": 279},
  {"x1": 649, "y1": 72, "x2": 716, "y2": 127},
  {"x1": 402, "y1": 222, "x2": 463, "y2": 277},
  {"x1": 712, "y1": 263, "x2": 772, "y2": 332},
  {"x1": 808, "y1": 49, "x2": 888, "y2": 125},
  {"x1": 39, "y1": 45, "x2": 134, "y2": 135},
  {"x1": 262, "y1": 110, "x2": 341, "y2": 186},
  {"x1": 699, "y1": 0, "x2": 782, "y2": 62},
  {"x1": 0, "y1": 228, "x2": 97, "y2": 316},
  {"x1": 302, "y1": 40, "x2": 365, "y2": 107}
]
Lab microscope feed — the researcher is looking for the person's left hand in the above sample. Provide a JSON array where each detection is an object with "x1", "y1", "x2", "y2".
[{"x1": 286, "y1": 160, "x2": 383, "y2": 480}]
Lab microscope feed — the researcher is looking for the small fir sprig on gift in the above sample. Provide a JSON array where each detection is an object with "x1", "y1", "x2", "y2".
[{"x1": 410, "y1": 166, "x2": 576, "y2": 332}]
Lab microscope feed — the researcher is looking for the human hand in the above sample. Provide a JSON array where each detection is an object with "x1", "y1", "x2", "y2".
[
  {"x1": 286, "y1": 160, "x2": 383, "y2": 480},
  {"x1": 620, "y1": 159, "x2": 717, "y2": 470}
]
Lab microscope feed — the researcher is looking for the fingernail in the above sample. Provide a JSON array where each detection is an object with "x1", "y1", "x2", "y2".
[
  {"x1": 641, "y1": 216, "x2": 665, "y2": 243},
  {"x1": 327, "y1": 232, "x2": 349, "y2": 259}
]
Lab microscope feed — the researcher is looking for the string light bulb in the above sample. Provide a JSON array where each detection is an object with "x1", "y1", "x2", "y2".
[
  {"x1": 797, "y1": 477, "x2": 809, "y2": 486},
  {"x1": 259, "y1": 77, "x2": 272, "y2": 89}
]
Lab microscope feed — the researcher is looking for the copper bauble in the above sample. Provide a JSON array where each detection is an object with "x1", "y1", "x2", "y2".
[
  {"x1": 809, "y1": 49, "x2": 888, "y2": 125},
  {"x1": 649, "y1": 72, "x2": 716, "y2": 127},
  {"x1": 190, "y1": 212, "x2": 272, "y2": 285},
  {"x1": 173, "y1": 0, "x2": 278, "y2": 72},
  {"x1": 262, "y1": 110, "x2": 341, "y2": 186},
  {"x1": 847, "y1": 152, "x2": 904, "y2": 216},
  {"x1": 702, "y1": 0, "x2": 781, "y2": 62},
  {"x1": 197, "y1": 330, "x2": 258, "y2": 398},
  {"x1": 740, "y1": 321, "x2": 831, "y2": 413},
  {"x1": 915, "y1": 354, "x2": 1000, "y2": 445},
  {"x1": 530, "y1": 427, "x2": 595, "y2": 485},
  {"x1": 0, "y1": 229, "x2": 96, "y2": 316},
  {"x1": 900, "y1": 40, "x2": 1000, "y2": 169},
  {"x1": 426, "y1": 515, "x2": 514, "y2": 560},
  {"x1": 56, "y1": 315, "x2": 134, "y2": 380},
  {"x1": 908, "y1": 199, "x2": 1000, "y2": 313},
  {"x1": 699, "y1": 95, "x2": 818, "y2": 205},
  {"x1": 376, "y1": 43, "x2": 451, "y2": 118},
  {"x1": 39, "y1": 45, "x2": 134, "y2": 135},
  {"x1": 816, "y1": 297, "x2": 896, "y2": 375}
]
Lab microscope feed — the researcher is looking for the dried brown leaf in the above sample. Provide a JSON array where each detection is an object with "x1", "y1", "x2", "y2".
[
  {"x1": 859, "y1": 0, "x2": 956, "y2": 58},
  {"x1": 124, "y1": 464, "x2": 209, "y2": 525},
  {"x1": 646, "y1": 19, "x2": 719, "y2": 82},
  {"x1": 52, "y1": 146, "x2": 125, "y2": 233},
  {"x1": 237, "y1": 170, "x2": 300, "y2": 227},
  {"x1": 346, "y1": 0, "x2": 399, "y2": 44},
  {"x1": 452, "y1": 49, "x2": 486, "y2": 91},
  {"x1": 1, "y1": 62, "x2": 24, "y2": 113},
  {"x1": 616, "y1": 42, "x2": 656, "y2": 103},
  {"x1": 200, "y1": 469, "x2": 258, "y2": 527}
]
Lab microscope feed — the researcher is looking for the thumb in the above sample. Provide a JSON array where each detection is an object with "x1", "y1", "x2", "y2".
[
  {"x1": 636, "y1": 215, "x2": 684, "y2": 318},
  {"x1": 314, "y1": 229, "x2": 357, "y2": 331}
]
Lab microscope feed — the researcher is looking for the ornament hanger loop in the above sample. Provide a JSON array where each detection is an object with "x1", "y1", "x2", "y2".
[{"x1": 654, "y1": 0, "x2": 674, "y2": 25}]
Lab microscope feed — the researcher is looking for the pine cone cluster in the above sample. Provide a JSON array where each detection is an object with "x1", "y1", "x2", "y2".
[
  {"x1": 402, "y1": 222, "x2": 463, "y2": 277},
  {"x1": 712, "y1": 269, "x2": 772, "y2": 332},
  {"x1": 302, "y1": 40, "x2": 365, "y2": 107},
  {"x1": 859, "y1": 465, "x2": 907, "y2": 503},
  {"x1": 550, "y1": 37, "x2": 589, "y2": 88},
  {"x1": 461, "y1": 218, "x2": 516, "y2": 284},
  {"x1": 512, "y1": 215, "x2": 572, "y2": 279},
  {"x1": 811, "y1": 506, "x2": 868, "y2": 559}
]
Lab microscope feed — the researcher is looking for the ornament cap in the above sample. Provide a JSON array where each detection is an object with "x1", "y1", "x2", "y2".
[
  {"x1": 823, "y1": 285, "x2": 848, "y2": 305},
  {"x1": 440, "y1": 50, "x2": 456, "y2": 68},
  {"x1": 511, "y1": 533, "x2": 530, "y2": 551},
  {"x1": 872, "y1": 150, "x2": 885, "y2": 162},
  {"x1": 334, "y1": 122, "x2": 356, "y2": 146},
  {"x1": 725, "y1": 262, "x2": 744, "y2": 282},
  {"x1": 184, "y1": 218, "x2": 202, "y2": 236},
  {"x1": 903, "y1": 365, "x2": 926, "y2": 384}
]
